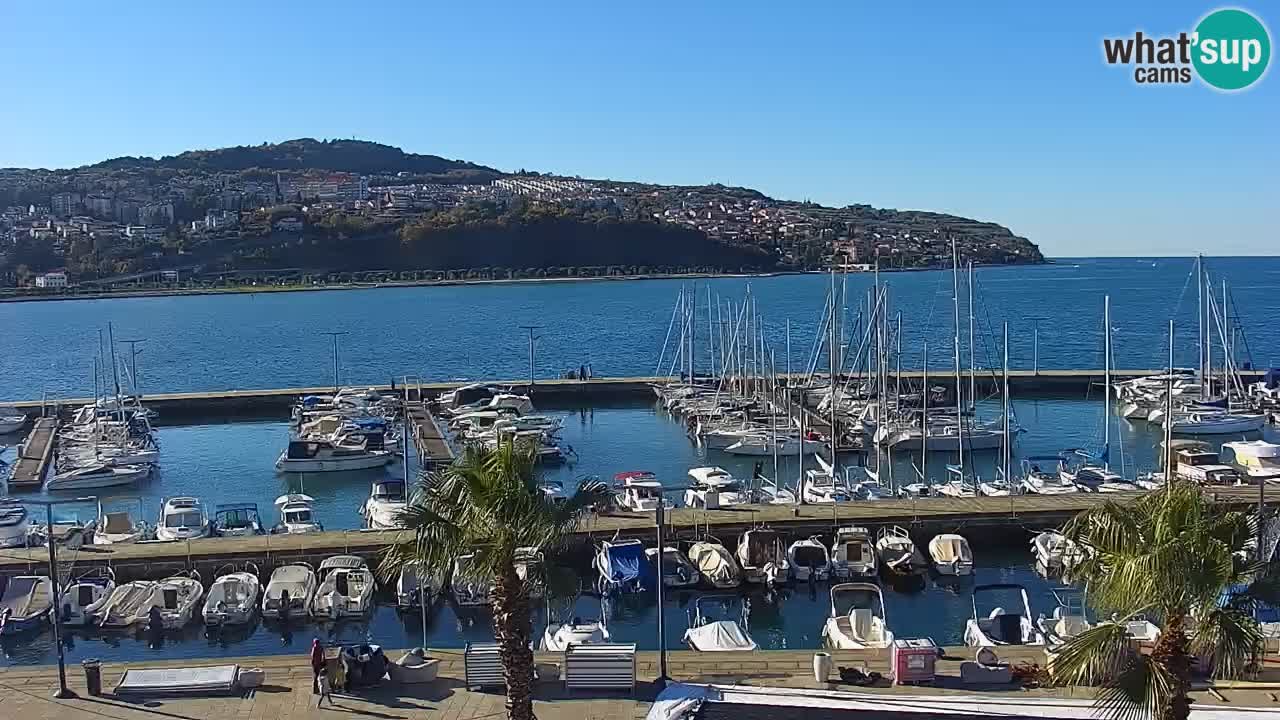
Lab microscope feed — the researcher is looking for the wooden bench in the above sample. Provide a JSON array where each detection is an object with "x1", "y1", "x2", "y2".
[
  {"x1": 563, "y1": 643, "x2": 637, "y2": 692},
  {"x1": 464, "y1": 642, "x2": 504, "y2": 689}
]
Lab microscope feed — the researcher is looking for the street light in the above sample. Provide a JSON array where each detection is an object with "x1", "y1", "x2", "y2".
[
  {"x1": 654, "y1": 501, "x2": 671, "y2": 690},
  {"x1": 321, "y1": 331, "x2": 349, "y2": 392},
  {"x1": 20, "y1": 495, "x2": 97, "y2": 699},
  {"x1": 518, "y1": 326, "x2": 542, "y2": 390}
]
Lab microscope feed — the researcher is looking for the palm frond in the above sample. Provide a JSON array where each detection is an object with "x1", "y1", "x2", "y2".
[
  {"x1": 1093, "y1": 653, "x2": 1175, "y2": 720},
  {"x1": 1050, "y1": 622, "x2": 1136, "y2": 688},
  {"x1": 1191, "y1": 604, "x2": 1262, "y2": 680}
]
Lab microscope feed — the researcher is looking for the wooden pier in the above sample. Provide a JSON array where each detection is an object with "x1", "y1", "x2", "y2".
[
  {"x1": 7, "y1": 417, "x2": 56, "y2": 489},
  {"x1": 405, "y1": 400, "x2": 455, "y2": 468},
  {"x1": 2, "y1": 486, "x2": 1271, "y2": 582}
]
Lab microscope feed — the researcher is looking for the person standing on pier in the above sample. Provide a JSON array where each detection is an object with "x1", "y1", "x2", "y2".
[{"x1": 309, "y1": 638, "x2": 325, "y2": 694}]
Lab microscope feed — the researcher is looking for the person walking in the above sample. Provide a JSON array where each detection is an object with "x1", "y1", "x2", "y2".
[
  {"x1": 310, "y1": 638, "x2": 325, "y2": 694},
  {"x1": 316, "y1": 667, "x2": 334, "y2": 707}
]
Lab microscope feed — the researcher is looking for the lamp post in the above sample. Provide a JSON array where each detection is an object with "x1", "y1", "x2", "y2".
[
  {"x1": 321, "y1": 331, "x2": 349, "y2": 392},
  {"x1": 21, "y1": 496, "x2": 97, "y2": 699},
  {"x1": 654, "y1": 500, "x2": 670, "y2": 689},
  {"x1": 519, "y1": 326, "x2": 542, "y2": 390},
  {"x1": 1032, "y1": 318, "x2": 1042, "y2": 374}
]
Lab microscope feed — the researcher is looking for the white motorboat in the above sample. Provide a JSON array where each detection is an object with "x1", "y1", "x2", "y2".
[
  {"x1": 1166, "y1": 412, "x2": 1266, "y2": 435},
  {"x1": 829, "y1": 526, "x2": 877, "y2": 581},
  {"x1": 275, "y1": 437, "x2": 392, "y2": 473},
  {"x1": 594, "y1": 538, "x2": 655, "y2": 594},
  {"x1": 47, "y1": 462, "x2": 149, "y2": 491},
  {"x1": 540, "y1": 596, "x2": 610, "y2": 651},
  {"x1": 98, "y1": 573, "x2": 204, "y2": 630},
  {"x1": 0, "y1": 499, "x2": 31, "y2": 549},
  {"x1": 1122, "y1": 615, "x2": 1163, "y2": 643},
  {"x1": 1020, "y1": 458, "x2": 1080, "y2": 495},
  {"x1": 1032, "y1": 531, "x2": 1086, "y2": 575},
  {"x1": 645, "y1": 545, "x2": 702, "y2": 588},
  {"x1": 964, "y1": 583, "x2": 1047, "y2": 646},
  {"x1": 60, "y1": 568, "x2": 116, "y2": 626},
  {"x1": 202, "y1": 567, "x2": 261, "y2": 625},
  {"x1": 801, "y1": 468, "x2": 853, "y2": 504},
  {"x1": 978, "y1": 474, "x2": 1018, "y2": 497},
  {"x1": 396, "y1": 561, "x2": 435, "y2": 610},
  {"x1": 875, "y1": 526, "x2": 927, "y2": 582},
  {"x1": 1222, "y1": 440, "x2": 1280, "y2": 482},
  {"x1": 92, "y1": 500, "x2": 150, "y2": 544},
  {"x1": 755, "y1": 472, "x2": 798, "y2": 504},
  {"x1": 155, "y1": 497, "x2": 209, "y2": 541},
  {"x1": 310, "y1": 555, "x2": 376, "y2": 619},
  {"x1": 684, "y1": 467, "x2": 749, "y2": 508},
  {"x1": 362, "y1": 479, "x2": 407, "y2": 529},
  {"x1": 822, "y1": 582, "x2": 895, "y2": 650},
  {"x1": 538, "y1": 480, "x2": 567, "y2": 505},
  {"x1": 724, "y1": 433, "x2": 824, "y2": 456},
  {"x1": 1173, "y1": 447, "x2": 1242, "y2": 485},
  {"x1": 212, "y1": 503, "x2": 265, "y2": 537},
  {"x1": 1036, "y1": 588, "x2": 1091, "y2": 646},
  {"x1": 613, "y1": 471, "x2": 674, "y2": 512},
  {"x1": 687, "y1": 540, "x2": 742, "y2": 589},
  {"x1": 271, "y1": 494, "x2": 323, "y2": 534},
  {"x1": 787, "y1": 536, "x2": 831, "y2": 582},
  {"x1": 934, "y1": 471, "x2": 978, "y2": 498},
  {"x1": 451, "y1": 553, "x2": 492, "y2": 606},
  {"x1": 683, "y1": 595, "x2": 758, "y2": 652},
  {"x1": 736, "y1": 528, "x2": 789, "y2": 586},
  {"x1": 0, "y1": 414, "x2": 27, "y2": 434},
  {"x1": 0, "y1": 575, "x2": 53, "y2": 635},
  {"x1": 261, "y1": 563, "x2": 317, "y2": 619},
  {"x1": 928, "y1": 533, "x2": 974, "y2": 576}
]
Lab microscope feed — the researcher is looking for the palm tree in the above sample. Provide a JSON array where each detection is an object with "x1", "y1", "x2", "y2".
[
  {"x1": 380, "y1": 441, "x2": 612, "y2": 720},
  {"x1": 1051, "y1": 482, "x2": 1276, "y2": 720}
]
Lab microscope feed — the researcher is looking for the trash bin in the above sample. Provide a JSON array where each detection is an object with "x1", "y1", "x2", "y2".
[{"x1": 82, "y1": 658, "x2": 102, "y2": 696}]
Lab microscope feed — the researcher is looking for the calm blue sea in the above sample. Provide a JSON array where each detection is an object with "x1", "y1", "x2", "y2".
[{"x1": 2, "y1": 257, "x2": 1278, "y2": 402}]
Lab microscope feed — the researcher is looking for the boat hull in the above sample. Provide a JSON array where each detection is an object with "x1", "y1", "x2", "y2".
[{"x1": 276, "y1": 452, "x2": 391, "y2": 473}]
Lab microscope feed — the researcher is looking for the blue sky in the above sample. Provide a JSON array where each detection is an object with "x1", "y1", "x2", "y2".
[{"x1": 1, "y1": 1, "x2": 1275, "y2": 257}]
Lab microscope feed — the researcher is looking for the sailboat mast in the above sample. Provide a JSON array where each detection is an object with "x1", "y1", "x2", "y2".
[
  {"x1": 707, "y1": 285, "x2": 714, "y2": 379},
  {"x1": 1002, "y1": 323, "x2": 1010, "y2": 482},
  {"x1": 829, "y1": 262, "x2": 839, "y2": 474},
  {"x1": 895, "y1": 312, "x2": 903, "y2": 411},
  {"x1": 1104, "y1": 295, "x2": 1111, "y2": 470},
  {"x1": 108, "y1": 322, "x2": 123, "y2": 423},
  {"x1": 968, "y1": 260, "x2": 976, "y2": 411},
  {"x1": 951, "y1": 238, "x2": 964, "y2": 474},
  {"x1": 688, "y1": 284, "x2": 696, "y2": 383},
  {"x1": 922, "y1": 341, "x2": 929, "y2": 485},
  {"x1": 1197, "y1": 255, "x2": 1205, "y2": 398},
  {"x1": 1165, "y1": 320, "x2": 1175, "y2": 486}
]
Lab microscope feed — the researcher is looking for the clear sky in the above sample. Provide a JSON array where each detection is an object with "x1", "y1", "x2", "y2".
[{"x1": 1, "y1": 1, "x2": 1275, "y2": 257}]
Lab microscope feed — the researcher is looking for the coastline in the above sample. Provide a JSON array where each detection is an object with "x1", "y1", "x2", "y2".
[{"x1": 0, "y1": 261, "x2": 1046, "y2": 304}]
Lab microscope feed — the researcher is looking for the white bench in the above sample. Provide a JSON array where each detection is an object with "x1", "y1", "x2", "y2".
[
  {"x1": 464, "y1": 642, "x2": 504, "y2": 689},
  {"x1": 563, "y1": 643, "x2": 637, "y2": 692}
]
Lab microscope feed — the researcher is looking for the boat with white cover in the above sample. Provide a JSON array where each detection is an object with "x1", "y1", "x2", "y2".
[
  {"x1": 964, "y1": 583, "x2": 1047, "y2": 646},
  {"x1": 928, "y1": 533, "x2": 974, "y2": 576},
  {"x1": 683, "y1": 595, "x2": 758, "y2": 652},
  {"x1": 1020, "y1": 458, "x2": 1080, "y2": 495},
  {"x1": 92, "y1": 500, "x2": 150, "y2": 544},
  {"x1": 310, "y1": 555, "x2": 376, "y2": 619},
  {"x1": 736, "y1": 528, "x2": 789, "y2": 586},
  {"x1": 60, "y1": 568, "x2": 115, "y2": 626},
  {"x1": 98, "y1": 572, "x2": 204, "y2": 630},
  {"x1": 787, "y1": 536, "x2": 831, "y2": 582},
  {"x1": 687, "y1": 540, "x2": 741, "y2": 589},
  {"x1": 684, "y1": 467, "x2": 749, "y2": 508},
  {"x1": 829, "y1": 526, "x2": 877, "y2": 581},
  {"x1": 646, "y1": 545, "x2": 702, "y2": 588},
  {"x1": 0, "y1": 575, "x2": 53, "y2": 634},
  {"x1": 271, "y1": 494, "x2": 323, "y2": 534},
  {"x1": 594, "y1": 538, "x2": 655, "y2": 594},
  {"x1": 0, "y1": 413, "x2": 26, "y2": 434},
  {"x1": 613, "y1": 471, "x2": 674, "y2": 512},
  {"x1": 202, "y1": 566, "x2": 261, "y2": 625},
  {"x1": 261, "y1": 563, "x2": 317, "y2": 619},
  {"x1": 822, "y1": 582, "x2": 894, "y2": 649},
  {"x1": 362, "y1": 479, "x2": 407, "y2": 529}
]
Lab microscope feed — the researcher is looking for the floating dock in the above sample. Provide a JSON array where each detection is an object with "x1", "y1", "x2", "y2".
[
  {"x1": 405, "y1": 400, "x2": 455, "y2": 467},
  {"x1": 2, "y1": 486, "x2": 1271, "y2": 582},
  {"x1": 6, "y1": 417, "x2": 57, "y2": 489}
]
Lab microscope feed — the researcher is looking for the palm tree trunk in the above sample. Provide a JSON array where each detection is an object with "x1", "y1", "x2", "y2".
[
  {"x1": 1152, "y1": 612, "x2": 1192, "y2": 720},
  {"x1": 493, "y1": 560, "x2": 536, "y2": 720}
]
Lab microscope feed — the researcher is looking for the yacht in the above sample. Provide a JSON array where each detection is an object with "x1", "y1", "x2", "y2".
[
  {"x1": 645, "y1": 545, "x2": 702, "y2": 588},
  {"x1": 261, "y1": 563, "x2": 317, "y2": 619},
  {"x1": 275, "y1": 437, "x2": 392, "y2": 473},
  {"x1": 594, "y1": 538, "x2": 655, "y2": 594},
  {"x1": 928, "y1": 533, "x2": 974, "y2": 576},
  {"x1": 683, "y1": 595, "x2": 758, "y2": 652},
  {"x1": 736, "y1": 528, "x2": 789, "y2": 586},
  {"x1": 829, "y1": 526, "x2": 877, "y2": 581},
  {"x1": 822, "y1": 582, "x2": 895, "y2": 650},
  {"x1": 362, "y1": 479, "x2": 407, "y2": 530},
  {"x1": 613, "y1": 471, "x2": 674, "y2": 512},
  {"x1": 212, "y1": 503, "x2": 265, "y2": 537},
  {"x1": 60, "y1": 568, "x2": 116, "y2": 626},
  {"x1": 684, "y1": 467, "x2": 749, "y2": 508},
  {"x1": 47, "y1": 463, "x2": 149, "y2": 491},
  {"x1": 0, "y1": 575, "x2": 53, "y2": 635},
  {"x1": 964, "y1": 583, "x2": 1047, "y2": 646},
  {"x1": 1222, "y1": 440, "x2": 1280, "y2": 482},
  {"x1": 0, "y1": 499, "x2": 31, "y2": 549},
  {"x1": 202, "y1": 567, "x2": 262, "y2": 625},
  {"x1": 271, "y1": 494, "x2": 323, "y2": 534},
  {"x1": 687, "y1": 540, "x2": 742, "y2": 589},
  {"x1": 310, "y1": 555, "x2": 376, "y2": 619},
  {"x1": 978, "y1": 472, "x2": 1018, "y2": 497},
  {"x1": 155, "y1": 497, "x2": 209, "y2": 541},
  {"x1": 787, "y1": 536, "x2": 831, "y2": 582}
]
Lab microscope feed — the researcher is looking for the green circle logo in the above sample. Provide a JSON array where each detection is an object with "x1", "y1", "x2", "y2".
[{"x1": 1193, "y1": 8, "x2": 1271, "y2": 90}]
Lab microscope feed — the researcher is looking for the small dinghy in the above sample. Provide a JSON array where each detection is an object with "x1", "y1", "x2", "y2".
[
  {"x1": 99, "y1": 572, "x2": 204, "y2": 630},
  {"x1": 594, "y1": 538, "x2": 656, "y2": 595},
  {"x1": 822, "y1": 582, "x2": 895, "y2": 650},
  {"x1": 1037, "y1": 587, "x2": 1091, "y2": 646},
  {"x1": 540, "y1": 595, "x2": 610, "y2": 651},
  {"x1": 202, "y1": 564, "x2": 262, "y2": 626},
  {"x1": 60, "y1": 568, "x2": 116, "y2": 626},
  {"x1": 1032, "y1": 531, "x2": 1086, "y2": 575},
  {"x1": 261, "y1": 563, "x2": 317, "y2": 620},
  {"x1": 963, "y1": 583, "x2": 1047, "y2": 647},
  {"x1": 645, "y1": 545, "x2": 701, "y2": 588},
  {"x1": 687, "y1": 540, "x2": 742, "y2": 589},
  {"x1": 927, "y1": 533, "x2": 974, "y2": 576},
  {"x1": 787, "y1": 536, "x2": 831, "y2": 582},
  {"x1": 876, "y1": 526, "x2": 927, "y2": 586},
  {"x1": 310, "y1": 555, "x2": 376, "y2": 619},
  {"x1": 0, "y1": 575, "x2": 53, "y2": 634},
  {"x1": 683, "y1": 595, "x2": 758, "y2": 652},
  {"x1": 829, "y1": 526, "x2": 877, "y2": 581}
]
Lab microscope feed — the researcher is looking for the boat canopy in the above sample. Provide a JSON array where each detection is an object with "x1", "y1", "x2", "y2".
[
  {"x1": 274, "y1": 493, "x2": 315, "y2": 507},
  {"x1": 320, "y1": 555, "x2": 367, "y2": 572},
  {"x1": 688, "y1": 467, "x2": 736, "y2": 486}
]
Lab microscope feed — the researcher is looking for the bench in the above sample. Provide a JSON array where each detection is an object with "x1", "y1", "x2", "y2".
[
  {"x1": 563, "y1": 643, "x2": 637, "y2": 692},
  {"x1": 464, "y1": 642, "x2": 504, "y2": 689}
]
